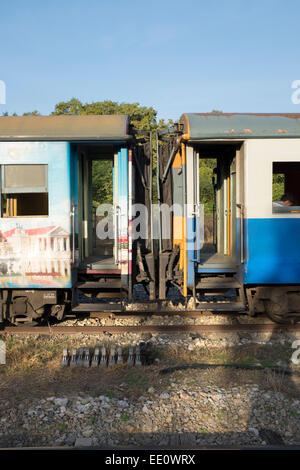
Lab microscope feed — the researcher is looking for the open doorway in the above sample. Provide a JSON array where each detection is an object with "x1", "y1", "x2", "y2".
[
  {"x1": 78, "y1": 146, "x2": 117, "y2": 270},
  {"x1": 91, "y1": 159, "x2": 114, "y2": 260},
  {"x1": 197, "y1": 146, "x2": 237, "y2": 266}
]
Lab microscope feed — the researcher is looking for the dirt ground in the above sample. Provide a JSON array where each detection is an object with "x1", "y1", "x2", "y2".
[{"x1": 1, "y1": 333, "x2": 299, "y2": 404}]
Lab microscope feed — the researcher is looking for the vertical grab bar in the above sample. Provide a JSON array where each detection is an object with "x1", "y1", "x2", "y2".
[
  {"x1": 70, "y1": 204, "x2": 76, "y2": 264},
  {"x1": 236, "y1": 203, "x2": 244, "y2": 264},
  {"x1": 115, "y1": 205, "x2": 121, "y2": 264},
  {"x1": 191, "y1": 203, "x2": 201, "y2": 263}
]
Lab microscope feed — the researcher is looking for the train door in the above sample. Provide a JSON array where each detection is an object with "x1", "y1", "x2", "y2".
[
  {"x1": 77, "y1": 146, "x2": 118, "y2": 270},
  {"x1": 195, "y1": 146, "x2": 237, "y2": 269}
]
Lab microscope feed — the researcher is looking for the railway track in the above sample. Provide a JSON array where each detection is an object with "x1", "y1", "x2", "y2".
[{"x1": 1, "y1": 322, "x2": 300, "y2": 335}]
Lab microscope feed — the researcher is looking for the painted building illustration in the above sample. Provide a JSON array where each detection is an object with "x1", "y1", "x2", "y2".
[{"x1": 0, "y1": 225, "x2": 71, "y2": 287}]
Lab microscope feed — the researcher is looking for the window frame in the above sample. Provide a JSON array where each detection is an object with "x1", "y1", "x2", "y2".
[
  {"x1": 0, "y1": 164, "x2": 49, "y2": 217},
  {"x1": 272, "y1": 161, "x2": 300, "y2": 214},
  {"x1": 1, "y1": 164, "x2": 48, "y2": 194}
]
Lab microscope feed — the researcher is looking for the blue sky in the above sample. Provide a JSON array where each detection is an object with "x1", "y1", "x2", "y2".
[{"x1": 0, "y1": 0, "x2": 300, "y2": 121}]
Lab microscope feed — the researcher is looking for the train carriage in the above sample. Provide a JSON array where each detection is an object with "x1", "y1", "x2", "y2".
[
  {"x1": 0, "y1": 115, "x2": 155, "y2": 325},
  {"x1": 158, "y1": 113, "x2": 300, "y2": 323}
]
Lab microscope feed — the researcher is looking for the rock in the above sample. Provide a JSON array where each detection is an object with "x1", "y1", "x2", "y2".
[
  {"x1": 65, "y1": 435, "x2": 76, "y2": 446},
  {"x1": 118, "y1": 400, "x2": 129, "y2": 407},
  {"x1": 249, "y1": 427, "x2": 260, "y2": 437},
  {"x1": 54, "y1": 398, "x2": 68, "y2": 407},
  {"x1": 82, "y1": 427, "x2": 93, "y2": 438},
  {"x1": 74, "y1": 437, "x2": 93, "y2": 447}
]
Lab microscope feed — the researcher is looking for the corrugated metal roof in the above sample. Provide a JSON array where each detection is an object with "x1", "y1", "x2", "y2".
[
  {"x1": 180, "y1": 113, "x2": 300, "y2": 140},
  {"x1": 0, "y1": 115, "x2": 131, "y2": 141}
]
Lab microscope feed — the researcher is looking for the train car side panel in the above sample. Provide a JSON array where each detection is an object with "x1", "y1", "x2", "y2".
[
  {"x1": 0, "y1": 141, "x2": 73, "y2": 289},
  {"x1": 244, "y1": 139, "x2": 300, "y2": 285}
]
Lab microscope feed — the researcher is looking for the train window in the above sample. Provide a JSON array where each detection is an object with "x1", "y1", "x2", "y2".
[
  {"x1": 1, "y1": 164, "x2": 48, "y2": 217},
  {"x1": 272, "y1": 162, "x2": 300, "y2": 213}
]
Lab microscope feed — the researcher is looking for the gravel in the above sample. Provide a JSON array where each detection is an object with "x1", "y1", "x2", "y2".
[{"x1": 0, "y1": 382, "x2": 300, "y2": 448}]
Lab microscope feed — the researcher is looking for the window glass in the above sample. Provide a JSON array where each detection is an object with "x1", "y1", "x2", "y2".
[
  {"x1": 3, "y1": 164, "x2": 47, "y2": 192},
  {"x1": 272, "y1": 162, "x2": 300, "y2": 213},
  {"x1": 1, "y1": 164, "x2": 48, "y2": 217}
]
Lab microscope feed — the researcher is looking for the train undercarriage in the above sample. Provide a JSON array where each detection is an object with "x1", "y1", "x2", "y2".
[{"x1": 1, "y1": 282, "x2": 300, "y2": 326}]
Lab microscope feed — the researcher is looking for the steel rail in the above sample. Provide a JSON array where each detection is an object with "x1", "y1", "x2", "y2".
[{"x1": 1, "y1": 323, "x2": 300, "y2": 335}]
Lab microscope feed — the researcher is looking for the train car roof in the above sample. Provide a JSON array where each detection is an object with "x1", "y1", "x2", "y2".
[
  {"x1": 0, "y1": 115, "x2": 131, "y2": 141},
  {"x1": 180, "y1": 113, "x2": 300, "y2": 140}
]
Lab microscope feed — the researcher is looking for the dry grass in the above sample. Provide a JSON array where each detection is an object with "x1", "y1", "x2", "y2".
[
  {"x1": 0, "y1": 334, "x2": 299, "y2": 403},
  {"x1": 264, "y1": 369, "x2": 287, "y2": 394}
]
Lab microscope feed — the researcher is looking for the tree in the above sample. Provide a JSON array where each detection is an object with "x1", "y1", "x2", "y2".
[
  {"x1": 51, "y1": 98, "x2": 167, "y2": 204},
  {"x1": 51, "y1": 98, "x2": 158, "y2": 131},
  {"x1": 23, "y1": 110, "x2": 40, "y2": 116}
]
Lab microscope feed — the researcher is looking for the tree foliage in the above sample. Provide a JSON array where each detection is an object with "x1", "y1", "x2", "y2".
[
  {"x1": 199, "y1": 158, "x2": 216, "y2": 213},
  {"x1": 6, "y1": 100, "x2": 219, "y2": 213},
  {"x1": 51, "y1": 98, "x2": 170, "y2": 206},
  {"x1": 272, "y1": 173, "x2": 285, "y2": 201},
  {"x1": 51, "y1": 98, "x2": 158, "y2": 131}
]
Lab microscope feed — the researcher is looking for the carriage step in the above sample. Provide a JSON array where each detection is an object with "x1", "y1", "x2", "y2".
[
  {"x1": 72, "y1": 303, "x2": 122, "y2": 312},
  {"x1": 77, "y1": 281, "x2": 121, "y2": 289},
  {"x1": 196, "y1": 277, "x2": 241, "y2": 289},
  {"x1": 195, "y1": 302, "x2": 245, "y2": 312}
]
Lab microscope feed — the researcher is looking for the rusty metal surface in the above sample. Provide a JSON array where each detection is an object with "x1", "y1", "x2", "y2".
[
  {"x1": 1, "y1": 323, "x2": 299, "y2": 335},
  {"x1": 89, "y1": 311, "x2": 244, "y2": 318},
  {"x1": 180, "y1": 113, "x2": 300, "y2": 140},
  {"x1": 0, "y1": 115, "x2": 131, "y2": 141}
]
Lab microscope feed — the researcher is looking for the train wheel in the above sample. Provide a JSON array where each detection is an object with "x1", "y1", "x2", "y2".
[{"x1": 264, "y1": 297, "x2": 300, "y2": 324}]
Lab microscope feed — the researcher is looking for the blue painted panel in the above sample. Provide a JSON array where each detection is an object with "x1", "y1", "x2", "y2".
[
  {"x1": 244, "y1": 218, "x2": 300, "y2": 284},
  {"x1": 235, "y1": 217, "x2": 244, "y2": 283},
  {"x1": 186, "y1": 216, "x2": 196, "y2": 289},
  {"x1": 0, "y1": 142, "x2": 73, "y2": 289}
]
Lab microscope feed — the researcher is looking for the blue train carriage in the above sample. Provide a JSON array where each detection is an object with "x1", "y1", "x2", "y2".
[
  {"x1": 158, "y1": 113, "x2": 300, "y2": 323},
  {"x1": 0, "y1": 115, "x2": 154, "y2": 325}
]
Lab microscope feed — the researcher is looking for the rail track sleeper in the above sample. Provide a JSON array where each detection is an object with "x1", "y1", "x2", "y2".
[
  {"x1": 84, "y1": 348, "x2": 91, "y2": 367},
  {"x1": 100, "y1": 347, "x2": 107, "y2": 366},
  {"x1": 91, "y1": 347, "x2": 100, "y2": 367},
  {"x1": 117, "y1": 346, "x2": 123, "y2": 365},
  {"x1": 108, "y1": 347, "x2": 116, "y2": 367},
  {"x1": 77, "y1": 347, "x2": 84, "y2": 366},
  {"x1": 61, "y1": 348, "x2": 69, "y2": 367},
  {"x1": 127, "y1": 346, "x2": 134, "y2": 365},
  {"x1": 70, "y1": 348, "x2": 77, "y2": 367},
  {"x1": 135, "y1": 345, "x2": 142, "y2": 366}
]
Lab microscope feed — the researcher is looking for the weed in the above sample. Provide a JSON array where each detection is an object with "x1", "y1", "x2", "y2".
[
  {"x1": 58, "y1": 423, "x2": 68, "y2": 432},
  {"x1": 265, "y1": 369, "x2": 286, "y2": 393},
  {"x1": 120, "y1": 413, "x2": 130, "y2": 422},
  {"x1": 125, "y1": 374, "x2": 148, "y2": 388}
]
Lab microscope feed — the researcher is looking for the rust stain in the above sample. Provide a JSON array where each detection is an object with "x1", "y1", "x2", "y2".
[
  {"x1": 194, "y1": 113, "x2": 300, "y2": 119},
  {"x1": 277, "y1": 129, "x2": 289, "y2": 133},
  {"x1": 243, "y1": 129, "x2": 253, "y2": 133}
]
